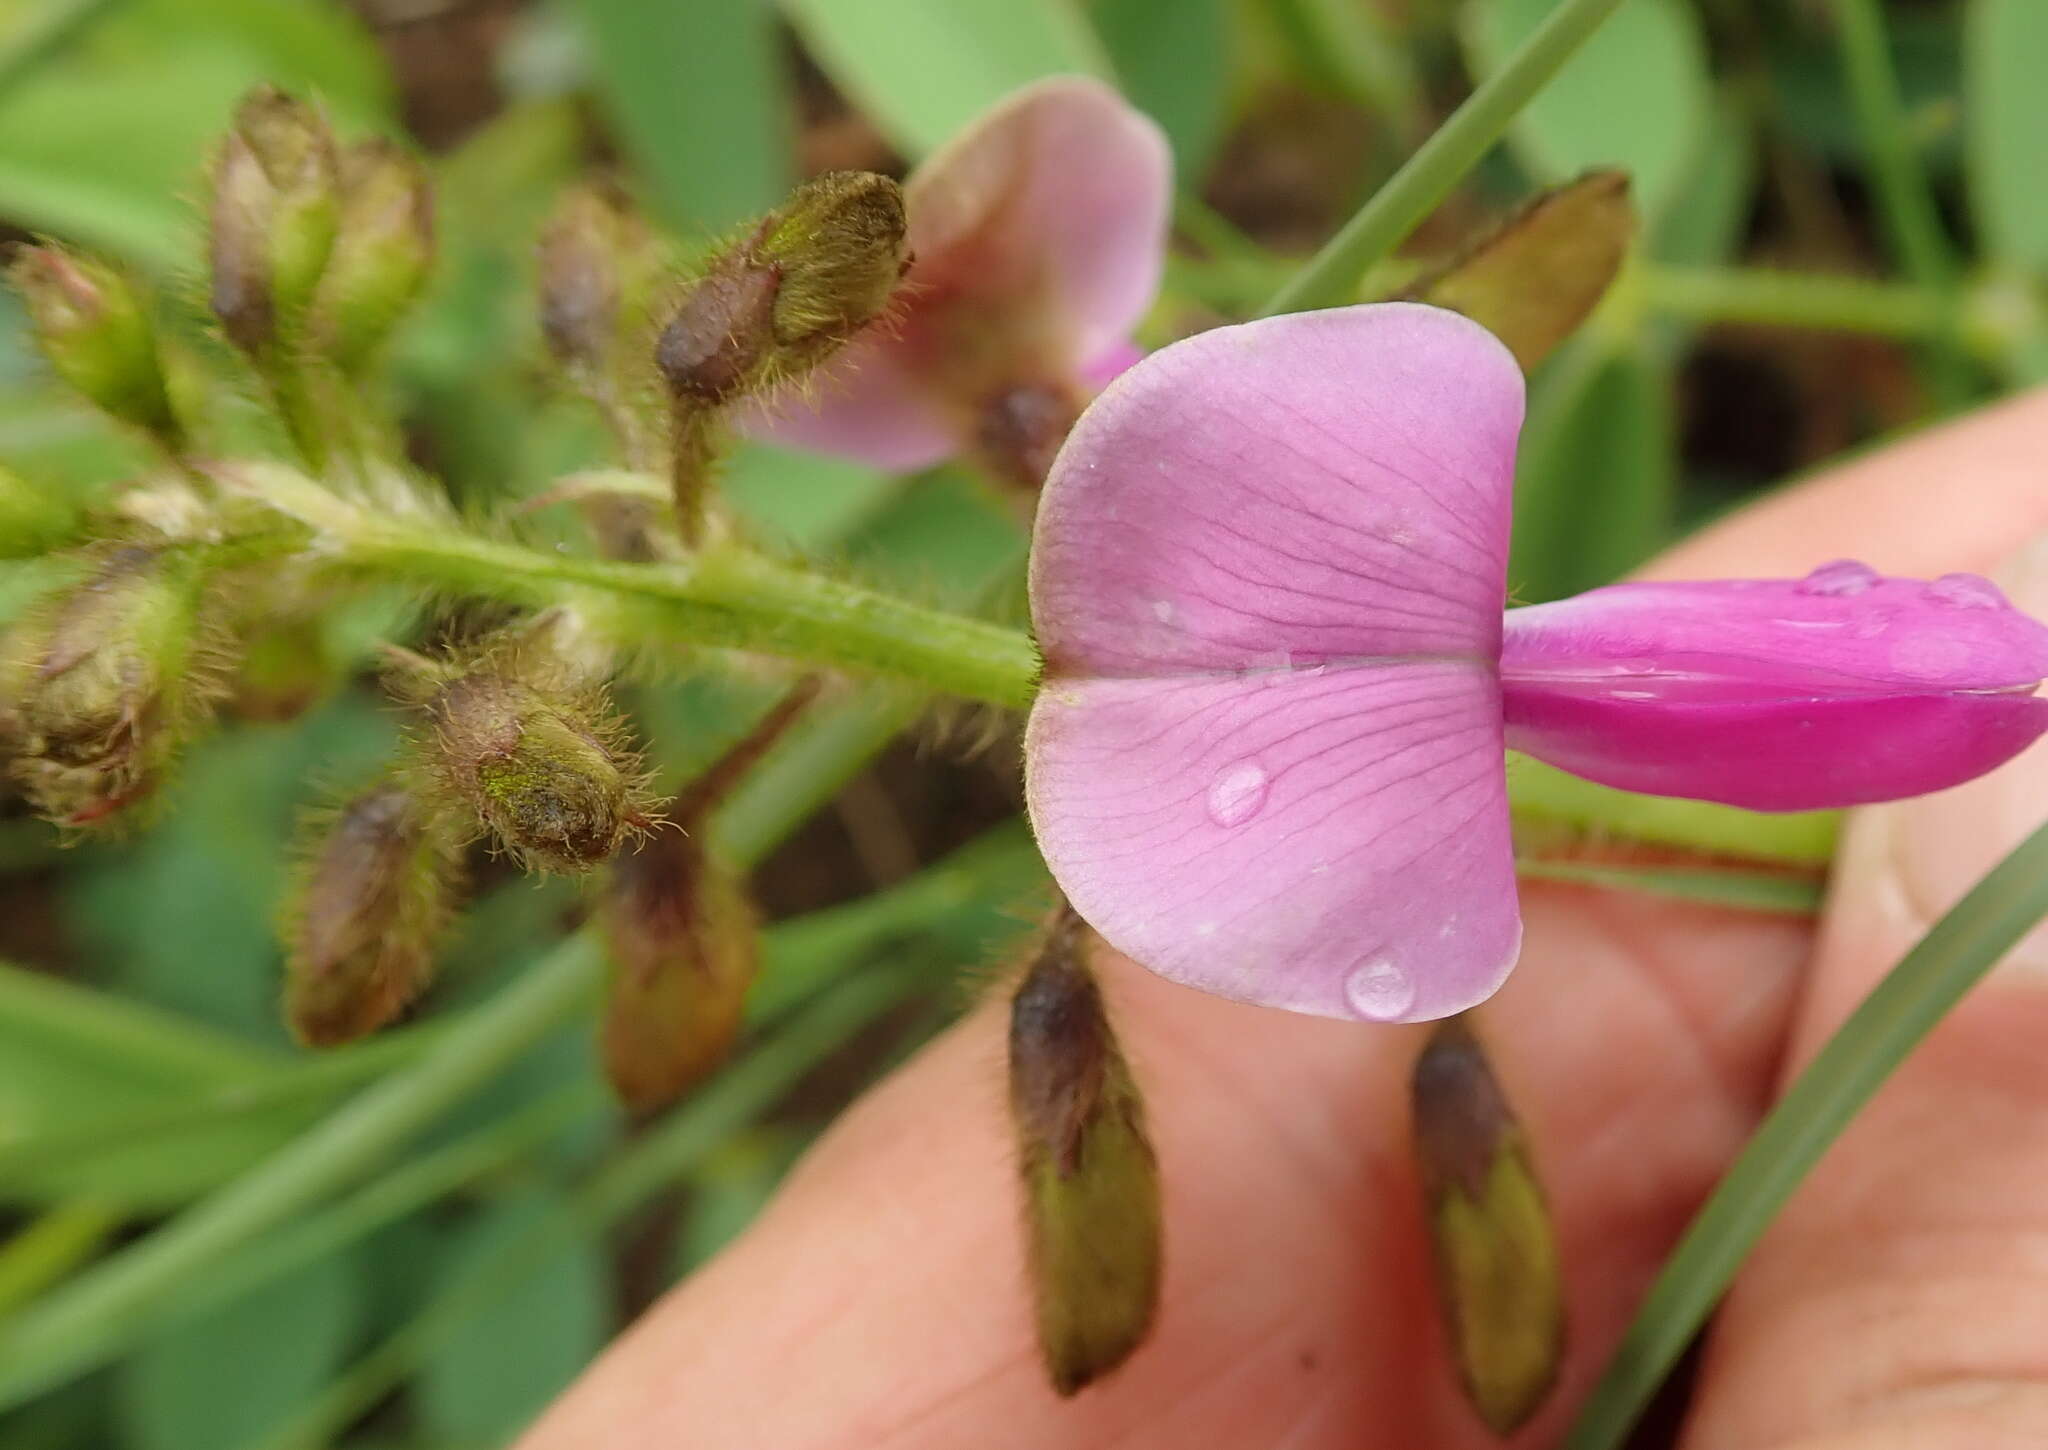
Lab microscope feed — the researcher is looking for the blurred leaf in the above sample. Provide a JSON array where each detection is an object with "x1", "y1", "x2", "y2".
[
  {"x1": 575, "y1": 0, "x2": 790, "y2": 235},
  {"x1": 414, "y1": 1188, "x2": 609, "y2": 1445},
  {"x1": 1516, "y1": 857, "x2": 1823, "y2": 914},
  {"x1": 676, "y1": 1129, "x2": 803, "y2": 1271},
  {"x1": 1409, "y1": 169, "x2": 1637, "y2": 371},
  {"x1": 1649, "y1": 100, "x2": 1756, "y2": 268},
  {"x1": 783, "y1": 0, "x2": 1111, "y2": 156},
  {"x1": 117, "y1": 1248, "x2": 361, "y2": 1450},
  {"x1": 722, "y1": 443, "x2": 899, "y2": 555},
  {"x1": 1464, "y1": 0, "x2": 1710, "y2": 225},
  {"x1": 1771, "y1": 11, "x2": 1961, "y2": 175},
  {"x1": 1966, "y1": 0, "x2": 2048, "y2": 269},
  {"x1": 1508, "y1": 334, "x2": 1675, "y2": 601},
  {"x1": 1508, "y1": 754, "x2": 1840, "y2": 866},
  {"x1": 0, "y1": 0, "x2": 391, "y2": 267},
  {"x1": 1092, "y1": 0, "x2": 1230, "y2": 176}
]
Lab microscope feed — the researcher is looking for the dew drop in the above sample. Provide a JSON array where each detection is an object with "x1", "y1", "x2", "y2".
[
  {"x1": 1926, "y1": 572, "x2": 2007, "y2": 610},
  {"x1": 1344, "y1": 958, "x2": 1415, "y2": 1021},
  {"x1": 1205, "y1": 760, "x2": 1269, "y2": 828},
  {"x1": 1795, "y1": 559, "x2": 1880, "y2": 597}
]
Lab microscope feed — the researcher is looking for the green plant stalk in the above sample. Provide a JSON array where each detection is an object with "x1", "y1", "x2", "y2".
[
  {"x1": 1565, "y1": 818, "x2": 2048, "y2": 1450},
  {"x1": 1829, "y1": 0, "x2": 1973, "y2": 400},
  {"x1": 1638, "y1": 264, "x2": 1948, "y2": 340},
  {"x1": 0, "y1": 1203, "x2": 122, "y2": 1318},
  {"x1": 243, "y1": 958, "x2": 938, "y2": 1450},
  {"x1": 1257, "y1": 0, "x2": 1630, "y2": 315},
  {"x1": 0, "y1": 933, "x2": 606, "y2": 1409}
]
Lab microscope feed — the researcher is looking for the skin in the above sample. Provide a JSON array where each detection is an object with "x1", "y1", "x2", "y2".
[{"x1": 519, "y1": 386, "x2": 2048, "y2": 1450}]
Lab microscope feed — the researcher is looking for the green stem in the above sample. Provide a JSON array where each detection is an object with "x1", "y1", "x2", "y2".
[
  {"x1": 1829, "y1": 0, "x2": 1973, "y2": 400},
  {"x1": 1257, "y1": 0, "x2": 1630, "y2": 316},
  {"x1": 0, "y1": 935, "x2": 606, "y2": 1409},
  {"x1": 0, "y1": 1204, "x2": 122, "y2": 1318},
  {"x1": 1565, "y1": 819, "x2": 2048, "y2": 1450},
  {"x1": 1639, "y1": 263, "x2": 1948, "y2": 340},
  {"x1": 243, "y1": 959, "x2": 939, "y2": 1450}
]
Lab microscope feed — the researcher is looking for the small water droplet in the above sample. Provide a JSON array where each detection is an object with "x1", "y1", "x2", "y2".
[
  {"x1": 1205, "y1": 761, "x2": 1269, "y2": 827},
  {"x1": 1796, "y1": 559, "x2": 1880, "y2": 597},
  {"x1": 1927, "y1": 572, "x2": 2006, "y2": 610},
  {"x1": 1344, "y1": 958, "x2": 1415, "y2": 1021}
]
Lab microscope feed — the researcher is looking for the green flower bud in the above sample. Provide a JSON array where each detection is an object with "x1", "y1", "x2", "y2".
[
  {"x1": 4, "y1": 546, "x2": 215, "y2": 827},
  {"x1": 209, "y1": 86, "x2": 341, "y2": 352},
  {"x1": 757, "y1": 171, "x2": 908, "y2": 366},
  {"x1": 0, "y1": 463, "x2": 79, "y2": 559},
  {"x1": 1008, "y1": 907, "x2": 1161, "y2": 1396},
  {"x1": 600, "y1": 828, "x2": 757, "y2": 1114},
  {"x1": 314, "y1": 139, "x2": 435, "y2": 373},
  {"x1": 1411, "y1": 1016, "x2": 1565, "y2": 1435},
  {"x1": 284, "y1": 780, "x2": 459, "y2": 1046},
  {"x1": 8, "y1": 247, "x2": 177, "y2": 438},
  {"x1": 418, "y1": 668, "x2": 645, "y2": 873}
]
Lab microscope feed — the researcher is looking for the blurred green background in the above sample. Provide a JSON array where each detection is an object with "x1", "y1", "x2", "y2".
[{"x1": 2, "y1": 0, "x2": 2044, "y2": 1445}]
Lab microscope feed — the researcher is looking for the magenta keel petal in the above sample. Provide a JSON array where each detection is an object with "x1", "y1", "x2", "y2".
[
  {"x1": 1031, "y1": 304, "x2": 1525, "y2": 676},
  {"x1": 1026, "y1": 663, "x2": 1521, "y2": 1023},
  {"x1": 1501, "y1": 567, "x2": 2048, "y2": 809}
]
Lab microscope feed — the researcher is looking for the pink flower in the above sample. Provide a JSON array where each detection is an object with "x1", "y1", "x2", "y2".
[
  {"x1": 1024, "y1": 304, "x2": 2048, "y2": 1024},
  {"x1": 747, "y1": 77, "x2": 1170, "y2": 483}
]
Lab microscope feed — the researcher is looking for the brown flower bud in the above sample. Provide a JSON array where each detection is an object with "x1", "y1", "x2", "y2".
[
  {"x1": 654, "y1": 261, "x2": 780, "y2": 406},
  {"x1": 208, "y1": 86, "x2": 341, "y2": 352},
  {"x1": 418, "y1": 668, "x2": 645, "y2": 873},
  {"x1": 1411, "y1": 1015, "x2": 1565, "y2": 1435},
  {"x1": 600, "y1": 829, "x2": 757, "y2": 1114},
  {"x1": 4, "y1": 546, "x2": 215, "y2": 827},
  {"x1": 1008, "y1": 906, "x2": 1161, "y2": 1396},
  {"x1": 314, "y1": 139, "x2": 435, "y2": 372},
  {"x1": 9, "y1": 247, "x2": 177, "y2": 439},
  {"x1": 537, "y1": 182, "x2": 657, "y2": 372},
  {"x1": 284, "y1": 780, "x2": 459, "y2": 1046}
]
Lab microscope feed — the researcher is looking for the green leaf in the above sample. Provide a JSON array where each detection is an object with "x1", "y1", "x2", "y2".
[
  {"x1": 574, "y1": 0, "x2": 791, "y2": 235},
  {"x1": 1966, "y1": 0, "x2": 2048, "y2": 269},
  {"x1": 1091, "y1": 0, "x2": 1230, "y2": 175},
  {"x1": 1463, "y1": 0, "x2": 1710, "y2": 226},
  {"x1": 1507, "y1": 334, "x2": 1676, "y2": 601},
  {"x1": 1507, "y1": 755, "x2": 1840, "y2": 867},
  {"x1": 117, "y1": 1248, "x2": 361, "y2": 1450},
  {"x1": 1651, "y1": 101, "x2": 1756, "y2": 268},
  {"x1": 783, "y1": 0, "x2": 1111, "y2": 156},
  {"x1": 414, "y1": 1189, "x2": 610, "y2": 1446}
]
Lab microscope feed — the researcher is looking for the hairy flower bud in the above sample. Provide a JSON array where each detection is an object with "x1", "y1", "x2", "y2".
[
  {"x1": 1411, "y1": 1016, "x2": 1565, "y2": 1435},
  {"x1": 284, "y1": 780, "x2": 459, "y2": 1046},
  {"x1": 1008, "y1": 906, "x2": 1161, "y2": 1396},
  {"x1": 417, "y1": 668, "x2": 644, "y2": 872},
  {"x1": 654, "y1": 262, "x2": 780, "y2": 406},
  {"x1": 4, "y1": 546, "x2": 214, "y2": 826},
  {"x1": 757, "y1": 170, "x2": 908, "y2": 362},
  {"x1": 8, "y1": 247, "x2": 178, "y2": 438},
  {"x1": 537, "y1": 181, "x2": 657, "y2": 372},
  {"x1": 600, "y1": 828, "x2": 757, "y2": 1113},
  {"x1": 208, "y1": 86, "x2": 341, "y2": 352},
  {"x1": 313, "y1": 139, "x2": 434, "y2": 372}
]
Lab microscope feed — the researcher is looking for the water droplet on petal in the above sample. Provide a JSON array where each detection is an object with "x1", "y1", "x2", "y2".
[
  {"x1": 1796, "y1": 559, "x2": 1880, "y2": 597},
  {"x1": 1345, "y1": 957, "x2": 1415, "y2": 1021},
  {"x1": 1205, "y1": 760, "x2": 1269, "y2": 828},
  {"x1": 1926, "y1": 572, "x2": 2007, "y2": 610}
]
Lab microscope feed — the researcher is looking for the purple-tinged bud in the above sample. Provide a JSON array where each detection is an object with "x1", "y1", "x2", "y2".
[
  {"x1": 8, "y1": 248, "x2": 178, "y2": 439},
  {"x1": 208, "y1": 86, "x2": 341, "y2": 352},
  {"x1": 655, "y1": 261, "x2": 780, "y2": 406},
  {"x1": 1007, "y1": 905, "x2": 1161, "y2": 1396},
  {"x1": 1404, "y1": 169, "x2": 1635, "y2": 372},
  {"x1": 0, "y1": 463, "x2": 78, "y2": 559},
  {"x1": 284, "y1": 780, "x2": 459, "y2": 1046},
  {"x1": 3, "y1": 546, "x2": 217, "y2": 827},
  {"x1": 314, "y1": 139, "x2": 435, "y2": 373},
  {"x1": 595, "y1": 679, "x2": 814, "y2": 1112},
  {"x1": 537, "y1": 182, "x2": 657, "y2": 372},
  {"x1": 600, "y1": 829, "x2": 756, "y2": 1114},
  {"x1": 416, "y1": 668, "x2": 648, "y2": 873},
  {"x1": 1411, "y1": 1016, "x2": 1564, "y2": 1435}
]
